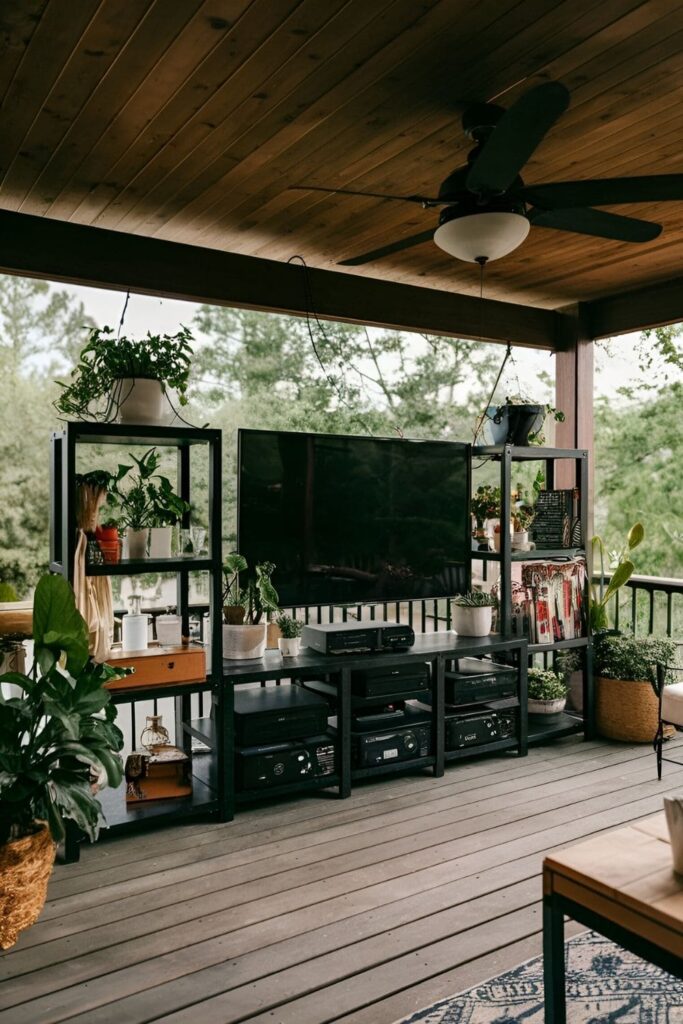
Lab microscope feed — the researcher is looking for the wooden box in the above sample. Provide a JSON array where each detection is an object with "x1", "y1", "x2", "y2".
[
  {"x1": 106, "y1": 643, "x2": 206, "y2": 691},
  {"x1": 125, "y1": 746, "x2": 192, "y2": 803}
]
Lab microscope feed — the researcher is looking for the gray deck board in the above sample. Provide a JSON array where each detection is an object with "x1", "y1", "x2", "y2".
[{"x1": 1, "y1": 736, "x2": 681, "y2": 1024}]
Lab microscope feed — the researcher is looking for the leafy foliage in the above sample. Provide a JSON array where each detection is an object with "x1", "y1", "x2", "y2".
[
  {"x1": 0, "y1": 574, "x2": 125, "y2": 845},
  {"x1": 593, "y1": 633, "x2": 677, "y2": 685},
  {"x1": 112, "y1": 448, "x2": 190, "y2": 530},
  {"x1": 55, "y1": 325, "x2": 194, "y2": 418},
  {"x1": 222, "y1": 554, "x2": 279, "y2": 624},
  {"x1": 589, "y1": 522, "x2": 644, "y2": 631},
  {"x1": 453, "y1": 590, "x2": 497, "y2": 608},
  {"x1": 527, "y1": 667, "x2": 568, "y2": 701},
  {"x1": 275, "y1": 613, "x2": 303, "y2": 639}
]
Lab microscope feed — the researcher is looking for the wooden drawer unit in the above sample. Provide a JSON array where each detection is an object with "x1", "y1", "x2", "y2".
[{"x1": 106, "y1": 644, "x2": 206, "y2": 691}]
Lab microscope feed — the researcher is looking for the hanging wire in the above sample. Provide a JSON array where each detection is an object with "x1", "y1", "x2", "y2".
[
  {"x1": 286, "y1": 254, "x2": 375, "y2": 434},
  {"x1": 117, "y1": 291, "x2": 131, "y2": 338},
  {"x1": 471, "y1": 258, "x2": 514, "y2": 447}
]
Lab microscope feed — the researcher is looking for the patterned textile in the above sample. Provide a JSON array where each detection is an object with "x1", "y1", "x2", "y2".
[{"x1": 397, "y1": 931, "x2": 683, "y2": 1023}]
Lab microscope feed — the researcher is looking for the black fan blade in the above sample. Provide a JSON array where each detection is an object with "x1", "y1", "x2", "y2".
[
  {"x1": 338, "y1": 229, "x2": 435, "y2": 266},
  {"x1": 519, "y1": 174, "x2": 683, "y2": 209},
  {"x1": 529, "y1": 206, "x2": 662, "y2": 242},
  {"x1": 466, "y1": 81, "x2": 570, "y2": 195},
  {"x1": 288, "y1": 185, "x2": 446, "y2": 207}
]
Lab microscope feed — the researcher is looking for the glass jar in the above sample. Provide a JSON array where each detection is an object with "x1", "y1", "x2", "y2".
[{"x1": 140, "y1": 714, "x2": 170, "y2": 752}]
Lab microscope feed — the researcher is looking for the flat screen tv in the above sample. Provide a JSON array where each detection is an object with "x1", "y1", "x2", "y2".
[{"x1": 238, "y1": 429, "x2": 471, "y2": 607}]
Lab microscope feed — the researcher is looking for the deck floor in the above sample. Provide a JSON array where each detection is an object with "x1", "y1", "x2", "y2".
[{"x1": 2, "y1": 735, "x2": 683, "y2": 1024}]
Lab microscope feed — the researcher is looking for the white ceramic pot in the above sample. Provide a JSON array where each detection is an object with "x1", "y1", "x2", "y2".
[
  {"x1": 528, "y1": 697, "x2": 567, "y2": 716},
  {"x1": 512, "y1": 530, "x2": 529, "y2": 550},
  {"x1": 223, "y1": 623, "x2": 267, "y2": 661},
  {"x1": 148, "y1": 526, "x2": 172, "y2": 559},
  {"x1": 113, "y1": 378, "x2": 167, "y2": 425},
  {"x1": 127, "y1": 528, "x2": 149, "y2": 560},
  {"x1": 0, "y1": 645, "x2": 26, "y2": 699},
  {"x1": 451, "y1": 604, "x2": 493, "y2": 637},
  {"x1": 278, "y1": 636, "x2": 301, "y2": 658}
]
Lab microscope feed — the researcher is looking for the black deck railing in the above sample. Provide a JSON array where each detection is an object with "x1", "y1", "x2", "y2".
[{"x1": 593, "y1": 572, "x2": 683, "y2": 638}]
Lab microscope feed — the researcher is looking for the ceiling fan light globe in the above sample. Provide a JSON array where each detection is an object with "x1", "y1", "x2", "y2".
[{"x1": 434, "y1": 211, "x2": 530, "y2": 262}]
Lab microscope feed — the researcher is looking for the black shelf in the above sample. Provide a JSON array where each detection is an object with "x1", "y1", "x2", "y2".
[
  {"x1": 186, "y1": 717, "x2": 215, "y2": 747},
  {"x1": 527, "y1": 711, "x2": 584, "y2": 745},
  {"x1": 445, "y1": 737, "x2": 519, "y2": 762},
  {"x1": 473, "y1": 548, "x2": 586, "y2": 562},
  {"x1": 235, "y1": 774, "x2": 340, "y2": 802},
  {"x1": 66, "y1": 422, "x2": 219, "y2": 447},
  {"x1": 527, "y1": 637, "x2": 590, "y2": 654},
  {"x1": 472, "y1": 445, "x2": 587, "y2": 460},
  {"x1": 97, "y1": 757, "x2": 218, "y2": 831},
  {"x1": 351, "y1": 755, "x2": 435, "y2": 780}
]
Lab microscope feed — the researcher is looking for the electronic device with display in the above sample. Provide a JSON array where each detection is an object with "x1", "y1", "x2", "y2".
[
  {"x1": 444, "y1": 657, "x2": 517, "y2": 706},
  {"x1": 329, "y1": 704, "x2": 432, "y2": 768},
  {"x1": 238, "y1": 428, "x2": 470, "y2": 606},
  {"x1": 301, "y1": 620, "x2": 415, "y2": 656},
  {"x1": 444, "y1": 707, "x2": 518, "y2": 750},
  {"x1": 236, "y1": 736, "x2": 336, "y2": 789}
]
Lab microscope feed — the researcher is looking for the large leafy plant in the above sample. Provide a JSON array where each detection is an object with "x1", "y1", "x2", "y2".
[
  {"x1": 54, "y1": 325, "x2": 194, "y2": 419},
  {"x1": 0, "y1": 575, "x2": 126, "y2": 846},
  {"x1": 222, "y1": 554, "x2": 279, "y2": 625},
  {"x1": 527, "y1": 667, "x2": 568, "y2": 701},
  {"x1": 593, "y1": 633, "x2": 677, "y2": 684},
  {"x1": 114, "y1": 448, "x2": 190, "y2": 530}
]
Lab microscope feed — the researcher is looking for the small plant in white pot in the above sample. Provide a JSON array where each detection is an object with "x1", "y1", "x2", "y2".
[
  {"x1": 527, "y1": 667, "x2": 568, "y2": 718},
  {"x1": 222, "y1": 554, "x2": 279, "y2": 660},
  {"x1": 54, "y1": 325, "x2": 194, "y2": 425},
  {"x1": 114, "y1": 448, "x2": 189, "y2": 561},
  {"x1": 452, "y1": 591, "x2": 496, "y2": 637},
  {"x1": 276, "y1": 614, "x2": 303, "y2": 657}
]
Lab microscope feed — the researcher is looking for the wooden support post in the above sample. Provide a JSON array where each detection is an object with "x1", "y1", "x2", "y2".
[{"x1": 554, "y1": 304, "x2": 594, "y2": 542}]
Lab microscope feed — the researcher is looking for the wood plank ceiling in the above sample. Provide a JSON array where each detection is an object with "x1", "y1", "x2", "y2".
[{"x1": 1, "y1": 0, "x2": 683, "y2": 310}]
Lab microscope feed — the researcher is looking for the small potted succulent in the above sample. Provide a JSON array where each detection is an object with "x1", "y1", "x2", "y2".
[
  {"x1": 222, "y1": 554, "x2": 279, "y2": 660},
  {"x1": 54, "y1": 325, "x2": 194, "y2": 425},
  {"x1": 594, "y1": 632, "x2": 677, "y2": 743},
  {"x1": 452, "y1": 591, "x2": 497, "y2": 637},
  {"x1": 0, "y1": 575, "x2": 126, "y2": 948},
  {"x1": 275, "y1": 614, "x2": 304, "y2": 658},
  {"x1": 527, "y1": 667, "x2": 568, "y2": 717}
]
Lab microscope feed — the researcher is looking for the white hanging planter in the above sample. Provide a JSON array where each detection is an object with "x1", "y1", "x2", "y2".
[
  {"x1": 451, "y1": 605, "x2": 493, "y2": 637},
  {"x1": 148, "y1": 526, "x2": 172, "y2": 559},
  {"x1": 113, "y1": 378, "x2": 168, "y2": 425},
  {"x1": 223, "y1": 623, "x2": 267, "y2": 661},
  {"x1": 278, "y1": 636, "x2": 301, "y2": 658},
  {"x1": 127, "y1": 528, "x2": 149, "y2": 560}
]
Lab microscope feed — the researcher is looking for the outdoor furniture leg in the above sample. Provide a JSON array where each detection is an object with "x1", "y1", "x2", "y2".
[{"x1": 543, "y1": 894, "x2": 566, "y2": 1024}]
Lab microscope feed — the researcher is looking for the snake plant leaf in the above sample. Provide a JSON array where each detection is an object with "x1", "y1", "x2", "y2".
[
  {"x1": 627, "y1": 522, "x2": 644, "y2": 549},
  {"x1": 601, "y1": 559, "x2": 635, "y2": 606}
]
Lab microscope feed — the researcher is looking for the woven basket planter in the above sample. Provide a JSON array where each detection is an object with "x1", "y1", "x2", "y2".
[
  {"x1": 596, "y1": 675, "x2": 674, "y2": 744},
  {"x1": 0, "y1": 823, "x2": 56, "y2": 949}
]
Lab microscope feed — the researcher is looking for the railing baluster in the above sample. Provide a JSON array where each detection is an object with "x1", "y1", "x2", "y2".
[{"x1": 667, "y1": 593, "x2": 673, "y2": 637}]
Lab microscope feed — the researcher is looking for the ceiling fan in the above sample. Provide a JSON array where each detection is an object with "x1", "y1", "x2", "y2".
[{"x1": 289, "y1": 81, "x2": 683, "y2": 266}]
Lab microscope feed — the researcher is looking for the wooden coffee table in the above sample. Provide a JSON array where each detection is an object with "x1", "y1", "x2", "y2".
[{"x1": 543, "y1": 814, "x2": 683, "y2": 1023}]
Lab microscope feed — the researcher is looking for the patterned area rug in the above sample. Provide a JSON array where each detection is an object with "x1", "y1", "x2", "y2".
[{"x1": 397, "y1": 931, "x2": 683, "y2": 1023}]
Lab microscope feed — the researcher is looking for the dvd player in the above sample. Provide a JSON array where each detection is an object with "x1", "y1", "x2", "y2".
[
  {"x1": 301, "y1": 620, "x2": 415, "y2": 655},
  {"x1": 234, "y1": 684, "x2": 330, "y2": 746},
  {"x1": 444, "y1": 658, "x2": 517, "y2": 706}
]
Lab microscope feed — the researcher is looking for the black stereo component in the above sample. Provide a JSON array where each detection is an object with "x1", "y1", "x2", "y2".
[
  {"x1": 445, "y1": 658, "x2": 518, "y2": 706},
  {"x1": 329, "y1": 705, "x2": 432, "y2": 768},
  {"x1": 351, "y1": 661, "x2": 429, "y2": 698},
  {"x1": 301, "y1": 621, "x2": 415, "y2": 655},
  {"x1": 234, "y1": 684, "x2": 330, "y2": 746},
  {"x1": 445, "y1": 707, "x2": 518, "y2": 751},
  {"x1": 236, "y1": 736, "x2": 336, "y2": 789}
]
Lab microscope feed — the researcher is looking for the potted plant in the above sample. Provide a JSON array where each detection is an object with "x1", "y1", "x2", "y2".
[
  {"x1": 594, "y1": 632, "x2": 677, "y2": 743},
  {"x1": 114, "y1": 448, "x2": 189, "y2": 560},
  {"x1": 95, "y1": 518, "x2": 121, "y2": 564},
  {"x1": 222, "y1": 554, "x2": 279, "y2": 660},
  {"x1": 482, "y1": 395, "x2": 565, "y2": 446},
  {"x1": 275, "y1": 613, "x2": 303, "y2": 657},
  {"x1": 471, "y1": 485, "x2": 501, "y2": 546},
  {"x1": 556, "y1": 648, "x2": 583, "y2": 713},
  {"x1": 54, "y1": 325, "x2": 194, "y2": 425},
  {"x1": 452, "y1": 591, "x2": 497, "y2": 636},
  {"x1": 0, "y1": 574, "x2": 126, "y2": 949},
  {"x1": 512, "y1": 505, "x2": 535, "y2": 551},
  {"x1": 527, "y1": 667, "x2": 568, "y2": 717},
  {"x1": 590, "y1": 522, "x2": 644, "y2": 631}
]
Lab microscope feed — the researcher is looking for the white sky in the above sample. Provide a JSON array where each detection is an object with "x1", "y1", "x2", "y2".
[{"x1": 61, "y1": 281, "x2": 647, "y2": 404}]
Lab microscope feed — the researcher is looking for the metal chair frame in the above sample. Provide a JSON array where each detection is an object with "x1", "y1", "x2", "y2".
[{"x1": 653, "y1": 658, "x2": 683, "y2": 780}]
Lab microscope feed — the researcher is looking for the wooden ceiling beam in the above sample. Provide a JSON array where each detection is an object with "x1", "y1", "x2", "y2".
[
  {"x1": 582, "y1": 275, "x2": 683, "y2": 339},
  {"x1": 0, "y1": 210, "x2": 562, "y2": 349}
]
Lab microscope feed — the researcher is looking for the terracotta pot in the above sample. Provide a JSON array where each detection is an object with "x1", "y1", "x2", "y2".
[
  {"x1": 452, "y1": 604, "x2": 493, "y2": 637},
  {"x1": 596, "y1": 675, "x2": 674, "y2": 743},
  {"x1": 95, "y1": 525, "x2": 119, "y2": 543},
  {"x1": 0, "y1": 823, "x2": 56, "y2": 949}
]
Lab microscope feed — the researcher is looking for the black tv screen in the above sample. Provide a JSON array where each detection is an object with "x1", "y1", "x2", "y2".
[{"x1": 238, "y1": 429, "x2": 471, "y2": 607}]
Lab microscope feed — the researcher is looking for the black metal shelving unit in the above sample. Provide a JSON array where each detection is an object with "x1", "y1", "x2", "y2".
[
  {"x1": 471, "y1": 444, "x2": 594, "y2": 743},
  {"x1": 50, "y1": 422, "x2": 225, "y2": 858}
]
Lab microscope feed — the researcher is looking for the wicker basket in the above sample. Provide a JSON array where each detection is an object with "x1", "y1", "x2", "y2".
[
  {"x1": 0, "y1": 823, "x2": 56, "y2": 949},
  {"x1": 596, "y1": 675, "x2": 674, "y2": 744}
]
